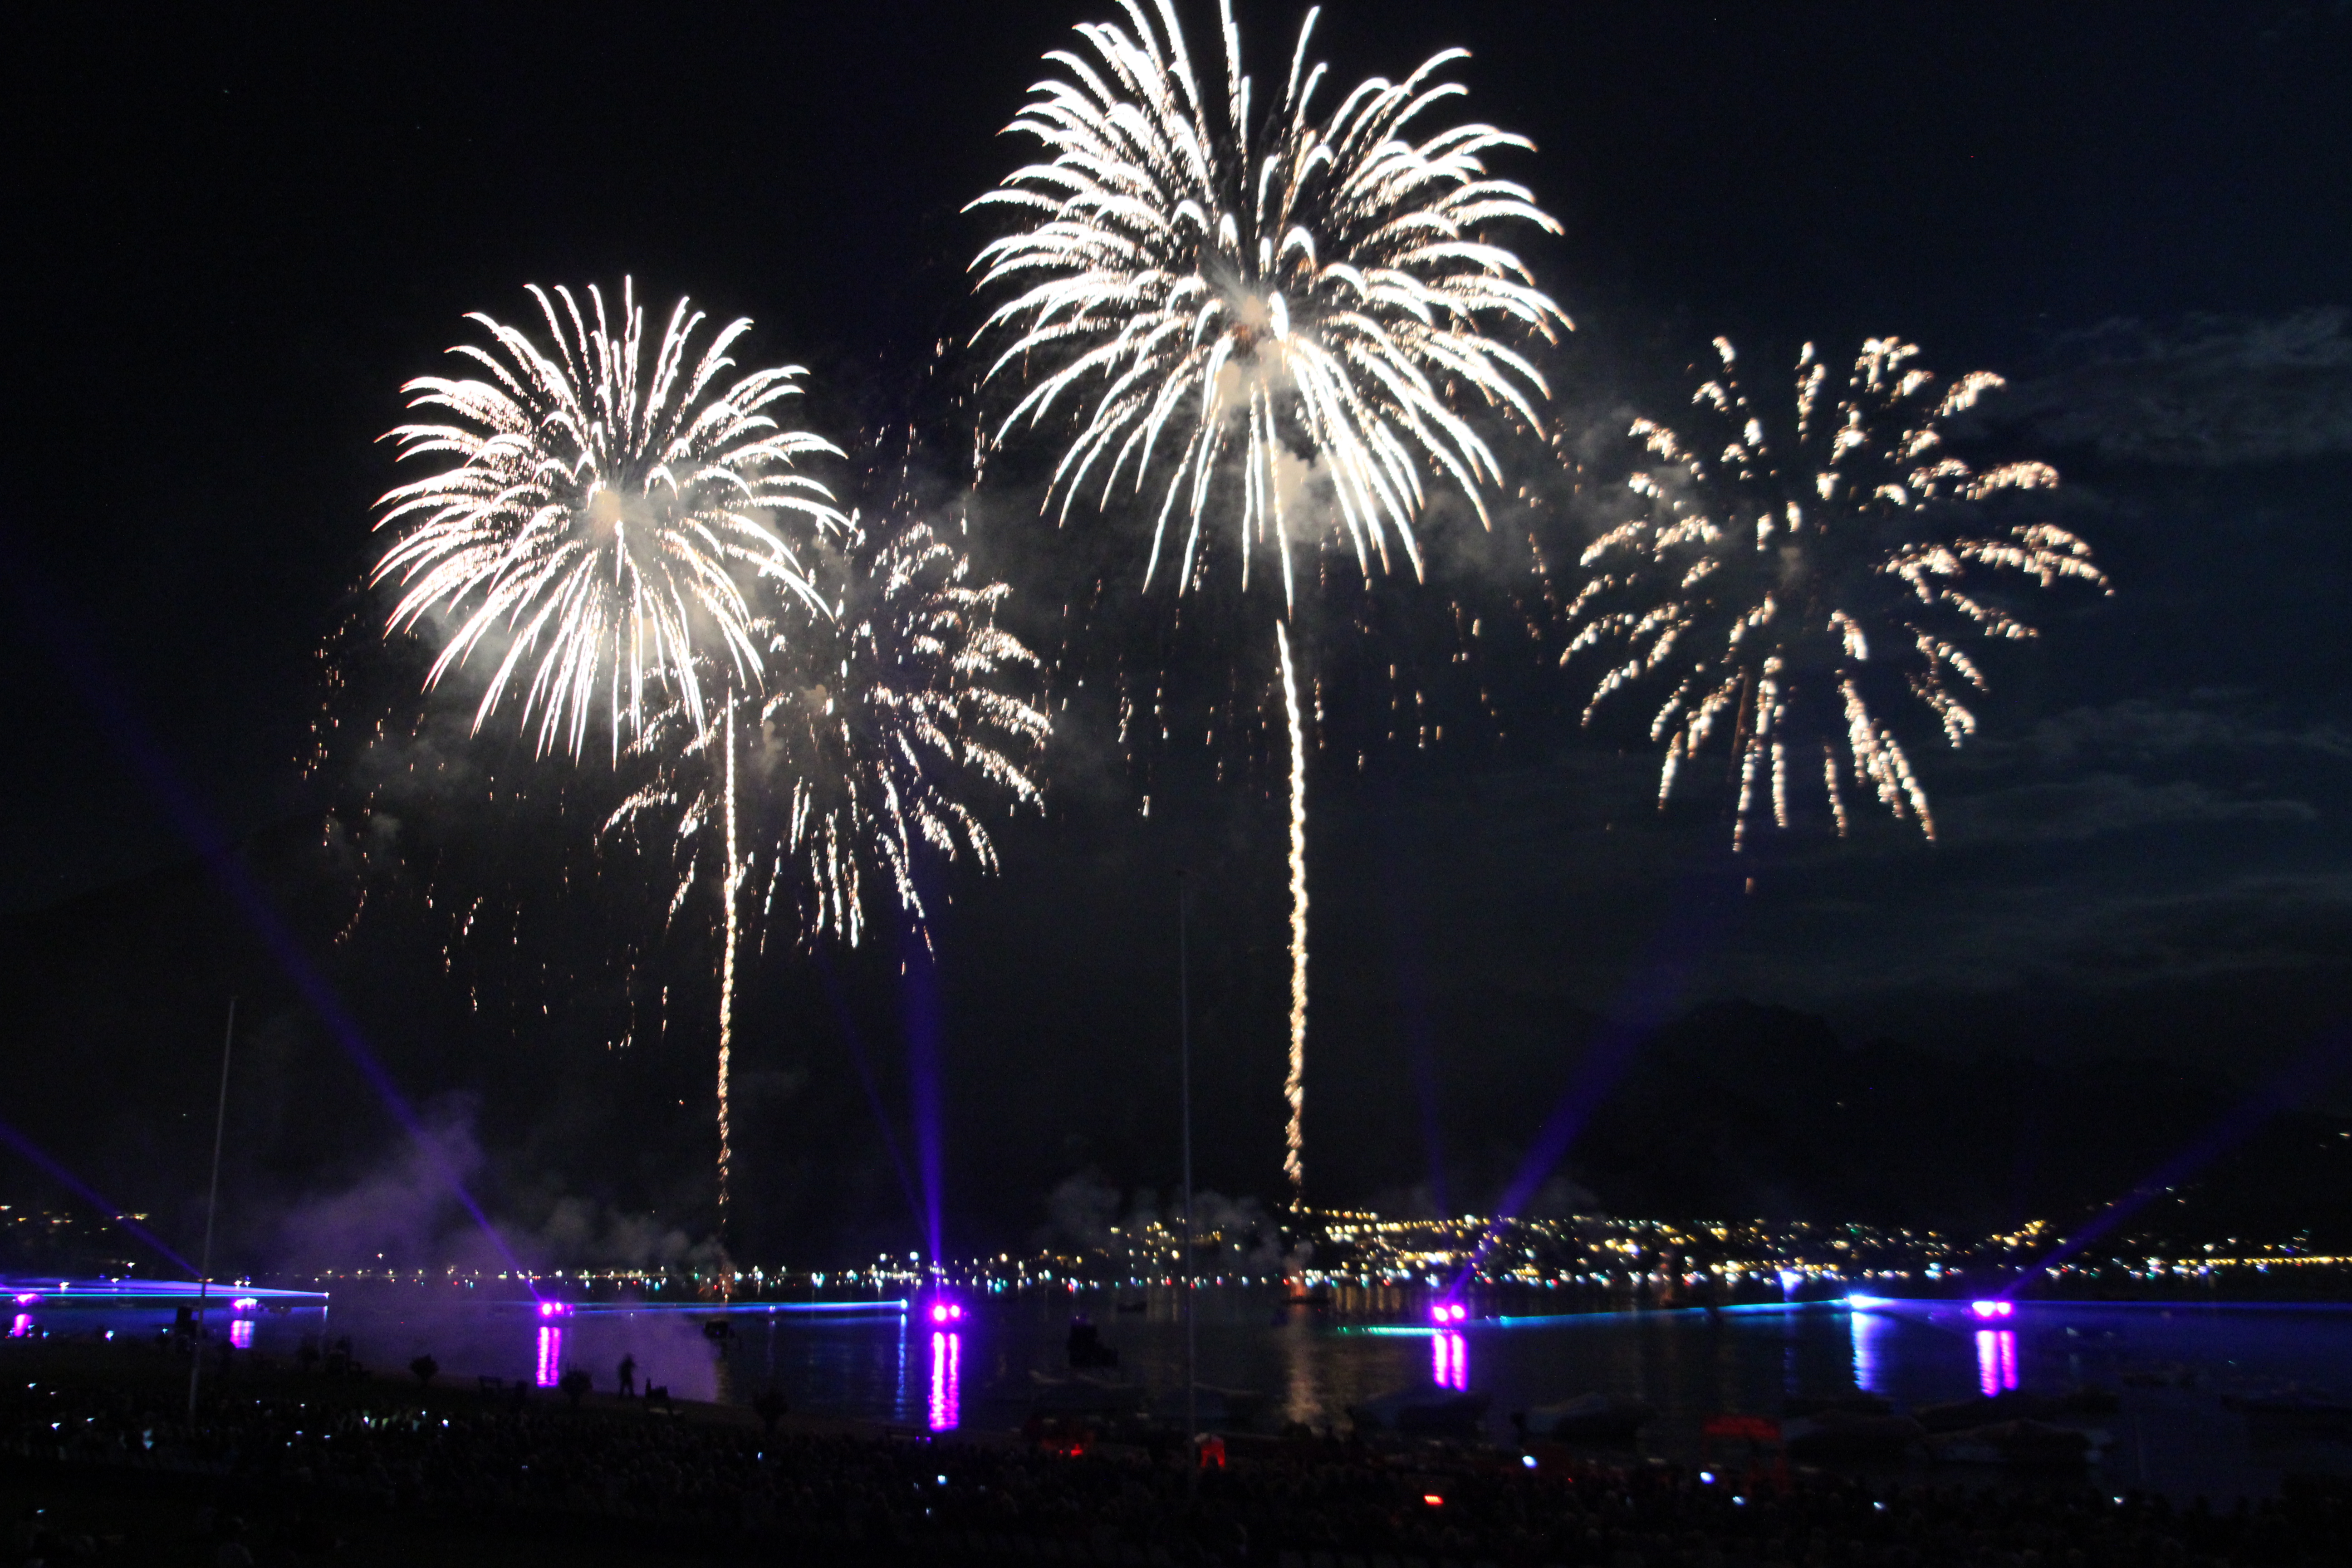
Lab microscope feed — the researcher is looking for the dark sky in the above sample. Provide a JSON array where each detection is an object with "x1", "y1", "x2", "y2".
[{"x1": 8, "y1": 2, "x2": 2352, "y2": 1258}]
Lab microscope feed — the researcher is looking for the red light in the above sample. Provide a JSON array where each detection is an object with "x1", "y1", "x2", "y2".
[{"x1": 1422, "y1": 1494, "x2": 1444, "y2": 1506}]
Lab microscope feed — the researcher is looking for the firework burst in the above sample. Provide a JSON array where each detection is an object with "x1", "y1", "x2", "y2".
[
  {"x1": 373, "y1": 279, "x2": 847, "y2": 757},
  {"x1": 605, "y1": 513, "x2": 1049, "y2": 1215},
  {"x1": 972, "y1": 0, "x2": 1565, "y2": 600},
  {"x1": 974, "y1": 0, "x2": 1563, "y2": 1207},
  {"x1": 1566, "y1": 337, "x2": 2109, "y2": 848}
]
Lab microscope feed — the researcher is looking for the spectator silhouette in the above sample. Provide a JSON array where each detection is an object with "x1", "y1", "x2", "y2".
[
  {"x1": 559, "y1": 1367, "x2": 591, "y2": 1410},
  {"x1": 617, "y1": 1353, "x2": 637, "y2": 1398}
]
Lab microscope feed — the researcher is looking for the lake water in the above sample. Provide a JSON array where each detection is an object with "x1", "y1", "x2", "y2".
[{"x1": 10, "y1": 1279, "x2": 2350, "y2": 1501}]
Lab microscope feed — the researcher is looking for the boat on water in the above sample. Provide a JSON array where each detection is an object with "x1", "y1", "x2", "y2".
[
  {"x1": 2229, "y1": 1394, "x2": 2352, "y2": 1443},
  {"x1": 1019, "y1": 1369, "x2": 1148, "y2": 1414},
  {"x1": 1928, "y1": 1419, "x2": 2108, "y2": 1468},
  {"x1": 1513, "y1": 1394, "x2": 1655, "y2": 1444},
  {"x1": 1151, "y1": 1384, "x2": 1269, "y2": 1430},
  {"x1": 1348, "y1": 1387, "x2": 1490, "y2": 1436},
  {"x1": 1915, "y1": 1388, "x2": 2115, "y2": 1433},
  {"x1": 1783, "y1": 1409, "x2": 1928, "y2": 1461}
]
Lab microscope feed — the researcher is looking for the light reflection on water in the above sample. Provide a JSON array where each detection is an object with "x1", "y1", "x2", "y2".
[
  {"x1": 1975, "y1": 1328, "x2": 2020, "y2": 1397},
  {"x1": 5, "y1": 1287, "x2": 2349, "y2": 1499},
  {"x1": 1431, "y1": 1330, "x2": 1468, "y2": 1391},
  {"x1": 929, "y1": 1331, "x2": 960, "y2": 1431},
  {"x1": 1849, "y1": 1302, "x2": 1896, "y2": 1392}
]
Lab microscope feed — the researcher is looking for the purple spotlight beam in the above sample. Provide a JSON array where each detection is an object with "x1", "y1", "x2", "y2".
[
  {"x1": 813, "y1": 953, "x2": 926, "y2": 1240},
  {"x1": 1453, "y1": 862, "x2": 1744, "y2": 1292},
  {"x1": 897, "y1": 900, "x2": 946, "y2": 1272},
  {"x1": 2013, "y1": 1027, "x2": 2351, "y2": 1294},
  {"x1": 4, "y1": 546, "x2": 529, "y2": 1285},
  {"x1": 0, "y1": 1118, "x2": 198, "y2": 1276}
]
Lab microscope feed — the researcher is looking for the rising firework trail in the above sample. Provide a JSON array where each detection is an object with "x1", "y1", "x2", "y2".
[
  {"x1": 971, "y1": 0, "x2": 1564, "y2": 1206},
  {"x1": 371, "y1": 279, "x2": 849, "y2": 1235},
  {"x1": 372, "y1": 279, "x2": 847, "y2": 758},
  {"x1": 1566, "y1": 338, "x2": 2108, "y2": 848},
  {"x1": 605, "y1": 513, "x2": 1049, "y2": 1218},
  {"x1": 1275, "y1": 622, "x2": 1308, "y2": 1193}
]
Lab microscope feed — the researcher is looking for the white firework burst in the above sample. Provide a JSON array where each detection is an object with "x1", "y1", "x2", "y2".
[
  {"x1": 373, "y1": 279, "x2": 847, "y2": 757},
  {"x1": 1566, "y1": 336, "x2": 2110, "y2": 848},
  {"x1": 603, "y1": 512, "x2": 1047, "y2": 1220},
  {"x1": 970, "y1": 0, "x2": 1567, "y2": 603}
]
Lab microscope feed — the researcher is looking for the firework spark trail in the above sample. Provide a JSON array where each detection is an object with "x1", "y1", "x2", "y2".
[
  {"x1": 1276, "y1": 619, "x2": 1309, "y2": 1202},
  {"x1": 372, "y1": 279, "x2": 847, "y2": 758},
  {"x1": 971, "y1": 1, "x2": 1565, "y2": 599},
  {"x1": 716, "y1": 699, "x2": 740, "y2": 1225},
  {"x1": 974, "y1": 0, "x2": 1563, "y2": 1209},
  {"x1": 603, "y1": 513, "x2": 1048, "y2": 1214},
  {"x1": 1566, "y1": 337, "x2": 2108, "y2": 846}
]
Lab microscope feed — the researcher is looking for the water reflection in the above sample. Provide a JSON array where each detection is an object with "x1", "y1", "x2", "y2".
[
  {"x1": 1975, "y1": 1328, "x2": 2018, "y2": 1397},
  {"x1": 928, "y1": 1331, "x2": 960, "y2": 1431},
  {"x1": 1850, "y1": 1306, "x2": 1895, "y2": 1393},
  {"x1": 1431, "y1": 1331, "x2": 1468, "y2": 1391},
  {"x1": 229, "y1": 1318, "x2": 254, "y2": 1350},
  {"x1": 535, "y1": 1325, "x2": 562, "y2": 1388},
  {"x1": 8, "y1": 1314, "x2": 27, "y2": 1338}
]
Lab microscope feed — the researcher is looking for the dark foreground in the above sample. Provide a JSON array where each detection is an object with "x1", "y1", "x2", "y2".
[{"x1": 3, "y1": 1343, "x2": 2342, "y2": 1567}]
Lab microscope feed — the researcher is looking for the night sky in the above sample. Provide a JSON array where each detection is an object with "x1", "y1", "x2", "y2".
[{"x1": 7, "y1": 3, "x2": 2351, "y2": 1265}]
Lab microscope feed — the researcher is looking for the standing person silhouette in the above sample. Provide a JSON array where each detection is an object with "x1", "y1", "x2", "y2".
[{"x1": 617, "y1": 1354, "x2": 637, "y2": 1399}]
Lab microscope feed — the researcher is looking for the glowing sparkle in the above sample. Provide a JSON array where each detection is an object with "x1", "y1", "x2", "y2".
[{"x1": 1566, "y1": 338, "x2": 2107, "y2": 846}]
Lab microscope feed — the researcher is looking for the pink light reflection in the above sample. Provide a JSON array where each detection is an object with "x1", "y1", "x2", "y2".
[
  {"x1": 7, "y1": 1315, "x2": 28, "y2": 1338},
  {"x1": 536, "y1": 1325, "x2": 563, "y2": 1388},
  {"x1": 1974, "y1": 1329, "x2": 2019, "y2": 1397},
  {"x1": 928, "y1": 1331, "x2": 961, "y2": 1431},
  {"x1": 1431, "y1": 1330, "x2": 1468, "y2": 1391},
  {"x1": 229, "y1": 1319, "x2": 254, "y2": 1350}
]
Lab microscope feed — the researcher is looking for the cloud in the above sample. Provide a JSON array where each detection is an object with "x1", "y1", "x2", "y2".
[
  {"x1": 2024, "y1": 696, "x2": 2352, "y2": 765},
  {"x1": 1946, "y1": 773, "x2": 2317, "y2": 846},
  {"x1": 1038, "y1": 1169, "x2": 1289, "y2": 1271},
  {"x1": 1786, "y1": 871, "x2": 2352, "y2": 1000},
  {"x1": 274, "y1": 1100, "x2": 723, "y2": 1273},
  {"x1": 2003, "y1": 309, "x2": 2352, "y2": 465}
]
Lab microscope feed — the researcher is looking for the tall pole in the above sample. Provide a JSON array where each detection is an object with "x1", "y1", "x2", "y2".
[
  {"x1": 1178, "y1": 871, "x2": 1196, "y2": 1466},
  {"x1": 188, "y1": 996, "x2": 235, "y2": 1420}
]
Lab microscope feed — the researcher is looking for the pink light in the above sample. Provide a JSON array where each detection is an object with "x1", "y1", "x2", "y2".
[
  {"x1": 1974, "y1": 1328, "x2": 2019, "y2": 1397},
  {"x1": 928, "y1": 1331, "x2": 961, "y2": 1432},
  {"x1": 230, "y1": 1297, "x2": 259, "y2": 1313},
  {"x1": 1431, "y1": 1330, "x2": 1468, "y2": 1391},
  {"x1": 7, "y1": 1314, "x2": 28, "y2": 1338},
  {"x1": 927, "y1": 1299, "x2": 964, "y2": 1324},
  {"x1": 1431, "y1": 1300, "x2": 1467, "y2": 1325},
  {"x1": 12, "y1": 1294, "x2": 38, "y2": 1306},
  {"x1": 536, "y1": 1300, "x2": 573, "y2": 1318},
  {"x1": 535, "y1": 1325, "x2": 562, "y2": 1388},
  {"x1": 1969, "y1": 1299, "x2": 2013, "y2": 1319},
  {"x1": 229, "y1": 1319, "x2": 254, "y2": 1350}
]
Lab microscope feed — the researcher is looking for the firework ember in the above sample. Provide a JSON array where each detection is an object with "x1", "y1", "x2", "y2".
[
  {"x1": 604, "y1": 513, "x2": 1049, "y2": 1215},
  {"x1": 372, "y1": 279, "x2": 847, "y2": 757},
  {"x1": 1566, "y1": 337, "x2": 2109, "y2": 848},
  {"x1": 973, "y1": 0, "x2": 1563, "y2": 1207}
]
